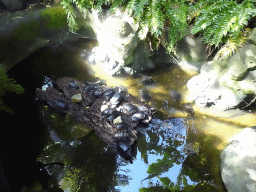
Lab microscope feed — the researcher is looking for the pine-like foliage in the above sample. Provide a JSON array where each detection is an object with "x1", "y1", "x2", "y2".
[{"x1": 59, "y1": 0, "x2": 256, "y2": 56}]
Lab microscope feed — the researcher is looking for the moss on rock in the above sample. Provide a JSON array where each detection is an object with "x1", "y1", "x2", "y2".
[{"x1": 40, "y1": 6, "x2": 67, "y2": 29}]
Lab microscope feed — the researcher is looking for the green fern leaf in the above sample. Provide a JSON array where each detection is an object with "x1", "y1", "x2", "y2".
[{"x1": 192, "y1": 0, "x2": 256, "y2": 48}]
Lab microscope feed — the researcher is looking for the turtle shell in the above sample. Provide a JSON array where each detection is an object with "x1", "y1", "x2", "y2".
[
  {"x1": 131, "y1": 112, "x2": 145, "y2": 121},
  {"x1": 120, "y1": 103, "x2": 137, "y2": 115},
  {"x1": 109, "y1": 92, "x2": 122, "y2": 105}
]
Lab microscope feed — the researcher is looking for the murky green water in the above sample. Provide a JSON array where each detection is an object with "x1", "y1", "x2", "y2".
[{"x1": 7, "y1": 38, "x2": 256, "y2": 191}]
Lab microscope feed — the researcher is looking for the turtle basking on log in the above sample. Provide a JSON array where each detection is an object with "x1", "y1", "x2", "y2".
[{"x1": 36, "y1": 77, "x2": 156, "y2": 160}]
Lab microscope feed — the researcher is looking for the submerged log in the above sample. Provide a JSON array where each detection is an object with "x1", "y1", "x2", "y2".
[{"x1": 36, "y1": 77, "x2": 155, "y2": 159}]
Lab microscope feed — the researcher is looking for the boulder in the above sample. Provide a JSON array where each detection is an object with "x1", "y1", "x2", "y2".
[
  {"x1": 187, "y1": 28, "x2": 256, "y2": 111},
  {"x1": 87, "y1": 8, "x2": 154, "y2": 75},
  {"x1": 187, "y1": 62, "x2": 248, "y2": 110},
  {"x1": 221, "y1": 127, "x2": 256, "y2": 192},
  {"x1": 0, "y1": 5, "x2": 96, "y2": 70},
  {"x1": 174, "y1": 34, "x2": 208, "y2": 72},
  {"x1": 2, "y1": 0, "x2": 25, "y2": 11}
]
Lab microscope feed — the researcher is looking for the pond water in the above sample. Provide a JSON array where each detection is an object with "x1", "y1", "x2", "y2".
[{"x1": 5, "y1": 38, "x2": 256, "y2": 191}]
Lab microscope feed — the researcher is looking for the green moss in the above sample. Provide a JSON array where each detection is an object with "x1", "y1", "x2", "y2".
[
  {"x1": 13, "y1": 21, "x2": 40, "y2": 40},
  {"x1": 40, "y1": 6, "x2": 67, "y2": 29}
]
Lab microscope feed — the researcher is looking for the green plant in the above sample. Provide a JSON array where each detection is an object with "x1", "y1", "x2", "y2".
[
  {"x1": 60, "y1": 0, "x2": 256, "y2": 57},
  {"x1": 191, "y1": 0, "x2": 256, "y2": 59},
  {"x1": 0, "y1": 66, "x2": 24, "y2": 114}
]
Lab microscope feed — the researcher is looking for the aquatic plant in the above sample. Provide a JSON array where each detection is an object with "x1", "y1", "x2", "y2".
[
  {"x1": 59, "y1": 0, "x2": 256, "y2": 58},
  {"x1": 0, "y1": 66, "x2": 24, "y2": 114}
]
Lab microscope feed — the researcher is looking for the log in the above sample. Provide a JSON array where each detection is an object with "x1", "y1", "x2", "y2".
[{"x1": 36, "y1": 77, "x2": 156, "y2": 159}]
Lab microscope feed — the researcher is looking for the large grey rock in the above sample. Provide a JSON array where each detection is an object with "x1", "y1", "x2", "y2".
[
  {"x1": 2, "y1": 0, "x2": 24, "y2": 11},
  {"x1": 221, "y1": 44, "x2": 256, "y2": 81},
  {"x1": 87, "y1": 8, "x2": 154, "y2": 75},
  {"x1": 187, "y1": 28, "x2": 256, "y2": 111},
  {"x1": 221, "y1": 127, "x2": 256, "y2": 192},
  {"x1": 187, "y1": 62, "x2": 247, "y2": 110},
  {"x1": 0, "y1": 5, "x2": 96, "y2": 70},
  {"x1": 174, "y1": 35, "x2": 208, "y2": 72}
]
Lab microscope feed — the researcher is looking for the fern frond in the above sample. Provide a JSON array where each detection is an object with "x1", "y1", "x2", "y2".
[
  {"x1": 134, "y1": 0, "x2": 149, "y2": 19},
  {"x1": 60, "y1": 0, "x2": 79, "y2": 31},
  {"x1": 138, "y1": 23, "x2": 149, "y2": 40},
  {"x1": 149, "y1": 0, "x2": 164, "y2": 37},
  {"x1": 110, "y1": 0, "x2": 128, "y2": 11},
  {"x1": 0, "y1": 66, "x2": 24, "y2": 114},
  {"x1": 214, "y1": 28, "x2": 251, "y2": 62},
  {"x1": 126, "y1": 0, "x2": 137, "y2": 14},
  {"x1": 191, "y1": 0, "x2": 256, "y2": 48},
  {"x1": 166, "y1": 3, "x2": 189, "y2": 52}
]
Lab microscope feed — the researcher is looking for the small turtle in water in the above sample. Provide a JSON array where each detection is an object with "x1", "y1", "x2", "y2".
[
  {"x1": 138, "y1": 75, "x2": 153, "y2": 85},
  {"x1": 182, "y1": 103, "x2": 194, "y2": 115},
  {"x1": 169, "y1": 89, "x2": 182, "y2": 103},
  {"x1": 139, "y1": 88, "x2": 151, "y2": 102}
]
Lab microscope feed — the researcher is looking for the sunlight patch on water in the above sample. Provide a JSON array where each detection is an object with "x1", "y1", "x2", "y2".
[
  {"x1": 193, "y1": 104, "x2": 256, "y2": 127},
  {"x1": 193, "y1": 116, "x2": 243, "y2": 151}
]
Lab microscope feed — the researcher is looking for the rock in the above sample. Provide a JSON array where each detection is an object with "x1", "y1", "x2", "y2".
[
  {"x1": 71, "y1": 94, "x2": 82, "y2": 103},
  {"x1": 2, "y1": 0, "x2": 25, "y2": 11},
  {"x1": 187, "y1": 62, "x2": 248, "y2": 110},
  {"x1": 221, "y1": 127, "x2": 256, "y2": 192},
  {"x1": 222, "y1": 44, "x2": 256, "y2": 81},
  {"x1": 87, "y1": 8, "x2": 155, "y2": 75},
  {"x1": 185, "y1": 27, "x2": 256, "y2": 112},
  {"x1": 174, "y1": 34, "x2": 208, "y2": 72},
  {"x1": 248, "y1": 28, "x2": 256, "y2": 45},
  {"x1": 128, "y1": 40, "x2": 155, "y2": 72},
  {"x1": 0, "y1": 6, "x2": 96, "y2": 70}
]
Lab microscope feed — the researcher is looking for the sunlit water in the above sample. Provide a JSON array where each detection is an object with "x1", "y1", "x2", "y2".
[{"x1": 8, "y1": 38, "x2": 256, "y2": 191}]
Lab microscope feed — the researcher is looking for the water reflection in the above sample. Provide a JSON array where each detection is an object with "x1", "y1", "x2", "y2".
[
  {"x1": 8, "y1": 37, "x2": 251, "y2": 191},
  {"x1": 38, "y1": 112, "x2": 195, "y2": 191}
]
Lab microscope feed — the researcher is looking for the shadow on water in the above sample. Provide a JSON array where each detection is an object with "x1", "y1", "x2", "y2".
[{"x1": 1, "y1": 37, "x2": 230, "y2": 191}]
